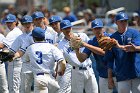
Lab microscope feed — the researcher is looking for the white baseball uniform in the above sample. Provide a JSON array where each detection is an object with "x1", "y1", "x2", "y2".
[
  {"x1": 10, "y1": 32, "x2": 34, "y2": 93},
  {"x1": 56, "y1": 32, "x2": 71, "y2": 93},
  {"x1": 2, "y1": 27, "x2": 23, "y2": 93},
  {"x1": 58, "y1": 33, "x2": 98, "y2": 93},
  {"x1": 20, "y1": 26, "x2": 58, "y2": 52},
  {"x1": 56, "y1": 32, "x2": 64, "y2": 43},
  {"x1": 0, "y1": 33, "x2": 9, "y2": 93},
  {"x1": 23, "y1": 42, "x2": 64, "y2": 93}
]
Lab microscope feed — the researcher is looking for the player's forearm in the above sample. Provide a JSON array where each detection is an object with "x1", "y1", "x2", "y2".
[
  {"x1": 108, "y1": 68, "x2": 113, "y2": 78},
  {"x1": 82, "y1": 42, "x2": 105, "y2": 56},
  {"x1": 135, "y1": 46, "x2": 140, "y2": 51},
  {"x1": 13, "y1": 50, "x2": 24, "y2": 59},
  {"x1": 57, "y1": 60, "x2": 66, "y2": 76},
  {"x1": 108, "y1": 68, "x2": 115, "y2": 89},
  {"x1": 75, "y1": 48, "x2": 87, "y2": 62},
  {"x1": 0, "y1": 43, "x2": 4, "y2": 49}
]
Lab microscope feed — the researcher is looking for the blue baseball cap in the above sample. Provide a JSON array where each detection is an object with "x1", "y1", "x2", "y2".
[
  {"x1": 32, "y1": 27, "x2": 45, "y2": 39},
  {"x1": 115, "y1": 12, "x2": 129, "y2": 21},
  {"x1": 32, "y1": 11, "x2": 44, "y2": 19},
  {"x1": 49, "y1": 15, "x2": 62, "y2": 24},
  {"x1": 60, "y1": 20, "x2": 72, "y2": 29},
  {"x1": 91, "y1": 19, "x2": 103, "y2": 28},
  {"x1": 5, "y1": 14, "x2": 16, "y2": 23},
  {"x1": 21, "y1": 15, "x2": 33, "y2": 23}
]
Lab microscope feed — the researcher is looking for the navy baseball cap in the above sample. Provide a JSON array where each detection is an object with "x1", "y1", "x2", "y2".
[
  {"x1": 91, "y1": 19, "x2": 103, "y2": 28},
  {"x1": 21, "y1": 15, "x2": 33, "y2": 23},
  {"x1": 32, "y1": 27, "x2": 45, "y2": 39},
  {"x1": 60, "y1": 20, "x2": 72, "y2": 29},
  {"x1": 49, "y1": 15, "x2": 62, "y2": 24},
  {"x1": 115, "y1": 12, "x2": 129, "y2": 21},
  {"x1": 5, "y1": 14, "x2": 16, "y2": 23},
  {"x1": 32, "y1": 11, "x2": 44, "y2": 19}
]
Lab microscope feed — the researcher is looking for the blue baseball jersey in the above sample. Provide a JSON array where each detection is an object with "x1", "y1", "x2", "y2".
[
  {"x1": 104, "y1": 28, "x2": 140, "y2": 82},
  {"x1": 83, "y1": 32, "x2": 114, "y2": 78}
]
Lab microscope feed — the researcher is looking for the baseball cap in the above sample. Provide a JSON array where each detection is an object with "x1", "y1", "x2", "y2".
[
  {"x1": 32, "y1": 11, "x2": 44, "y2": 19},
  {"x1": 49, "y1": 15, "x2": 62, "y2": 24},
  {"x1": 60, "y1": 20, "x2": 73, "y2": 29},
  {"x1": 91, "y1": 19, "x2": 103, "y2": 28},
  {"x1": 21, "y1": 15, "x2": 33, "y2": 23},
  {"x1": 32, "y1": 27, "x2": 45, "y2": 39},
  {"x1": 115, "y1": 12, "x2": 129, "y2": 21},
  {"x1": 132, "y1": 12, "x2": 139, "y2": 17},
  {"x1": 5, "y1": 14, "x2": 16, "y2": 23}
]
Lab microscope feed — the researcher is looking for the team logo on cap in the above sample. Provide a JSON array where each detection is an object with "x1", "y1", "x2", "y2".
[
  {"x1": 51, "y1": 17, "x2": 55, "y2": 21},
  {"x1": 121, "y1": 13, "x2": 126, "y2": 18},
  {"x1": 64, "y1": 21, "x2": 69, "y2": 25},
  {"x1": 25, "y1": 17, "x2": 29, "y2": 21},
  {"x1": 7, "y1": 16, "x2": 10, "y2": 20},
  {"x1": 36, "y1": 12, "x2": 39, "y2": 16},
  {"x1": 94, "y1": 21, "x2": 99, "y2": 25}
]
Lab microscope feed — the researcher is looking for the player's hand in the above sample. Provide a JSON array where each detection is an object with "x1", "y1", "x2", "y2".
[
  {"x1": 57, "y1": 70, "x2": 65, "y2": 76},
  {"x1": 108, "y1": 77, "x2": 115, "y2": 89},
  {"x1": 114, "y1": 40, "x2": 126, "y2": 50},
  {"x1": 123, "y1": 43, "x2": 136, "y2": 52}
]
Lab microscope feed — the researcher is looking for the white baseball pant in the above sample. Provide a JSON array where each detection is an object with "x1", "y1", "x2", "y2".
[
  {"x1": 71, "y1": 67, "x2": 98, "y2": 93},
  {"x1": 118, "y1": 78, "x2": 140, "y2": 93},
  {"x1": 0, "y1": 62, "x2": 9, "y2": 93},
  {"x1": 20, "y1": 62, "x2": 34, "y2": 93},
  {"x1": 8, "y1": 60, "x2": 22, "y2": 93},
  {"x1": 34, "y1": 73, "x2": 60, "y2": 93},
  {"x1": 99, "y1": 77, "x2": 117, "y2": 93},
  {"x1": 56, "y1": 63, "x2": 72, "y2": 93}
]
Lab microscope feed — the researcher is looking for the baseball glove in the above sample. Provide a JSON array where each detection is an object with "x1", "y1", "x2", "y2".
[
  {"x1": 97, "y1": 35, "x2": 117, "y2": 51},
  {"x1": 0, "y1": 51, "x2": 14, "y2": 62},
  {"x1": 69, "y1": 35, "x2": 83, "y2": 50}
]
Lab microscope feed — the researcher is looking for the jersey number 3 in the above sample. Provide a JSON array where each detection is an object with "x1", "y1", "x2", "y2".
[{"x1": 36, "y1": 51, "x2": 43, "y2": 64}]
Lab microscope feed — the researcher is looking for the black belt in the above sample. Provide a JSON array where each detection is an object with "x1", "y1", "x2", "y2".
[
  {"x1": 73, "y1": 65, "x2": 91, "y2": 70},
  {"x1": 36, "y1": 73, "x2": 45, "y2": 76}
]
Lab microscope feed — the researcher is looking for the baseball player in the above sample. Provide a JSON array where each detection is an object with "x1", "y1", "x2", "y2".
[
  {"x1": 16, "y1": 11, "x2": 58, "y2": 56},
  {"x1": 49, "y1": 16, "x2": 71, "y2": 93},
  {"x1": 73, "y1": 19, "x2": 117, "y2": 93},
  {"x1": 0, "y1": 14, "x2": 23, "y2": 93},
  {"x1": 0, "y1": 33, "x2": 9, "y2": 93},
  {"x1": 12, "y1": 11, "x2": 58, "y2": 61},
  {"x1": 22, "y1": 27, "x2": 66, "y2": 93},
  {"x1": 9, "y1": 15, "x2": 34, "y2": 93},
  {"x1": 104, "y1": 12, "x2": 140, "y2": 93},
  {"x1": 32, "y1": 11, "x2": 58, "y2": 44},
  {"x1": 49, "y1": 15, "x2": 64, "y2": 43},
  {"x1": 58, "y1": 20, "x2": 98, "y2": 93}
]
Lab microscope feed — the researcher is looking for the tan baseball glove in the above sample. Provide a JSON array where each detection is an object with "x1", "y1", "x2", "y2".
[
  {"x1": 97, "y1": 35, "x2": 117, "y2": 51},
  {"x1": 69, "y1": 35, "x2": 83, "y2": 50}
]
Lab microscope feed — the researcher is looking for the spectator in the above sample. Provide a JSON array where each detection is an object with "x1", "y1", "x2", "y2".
[{"x1": 63, "y1": 7, "x2": 77, "y2": 22}]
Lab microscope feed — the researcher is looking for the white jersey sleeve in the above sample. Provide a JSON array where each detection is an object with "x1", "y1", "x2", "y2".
[
  {"x1": 0, "y1": 34, "x2": 5, "y2": 42},
  {"x1": 51, "y1": 45, "x2": 64, "y2": 62},
  {"x1": 10, "y1": 33, "x2": 28, "y2": 53},
  {"x1": 76, "y1": 33, "x2": 90, "y2": 43},
  {"x1": 45, "y1": 26, "x2": 58, "y2": 44},
  {"x1": 19, "y1": 32, "x2": 34, "y2": 52},
  {"x1": 22, "y1": 48, "x2": 30, "y2": 63},
  {"x1": 2, "y1": 27, "x2": 22, "y2": 48}
]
